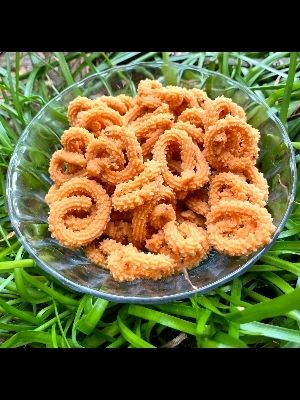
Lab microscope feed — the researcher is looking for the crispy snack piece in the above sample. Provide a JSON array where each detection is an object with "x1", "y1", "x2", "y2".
[
  {"x1": 204, "y1": 95, "x2": 246, "y2": 128},
  {"x1": 95, "y1": 95, "x2": 134, "y2": 115},
  {"x1": 153, "y1": 128, "x2": 210, "y2": 191},
  {"x1": 76, "y1": 105, "x2": 123, "y2": 136},
  {"x1": 86, "y1": 136, "x2": 127, "y2": 177},
  {"x1": 86, "y1": 126, "x2": 144, "y2": 184},
  {"x1": 61, "y1": 127, "x2": 94, "y2": 154},
  {"x1": 177, "y1": 210, "x2": 206, "y2": 228},
  {"x1": 84, "y1": 238, "x2": 123, "y2": 268},
  {"x1": 106, "y1": 243, "x2": 175, "y2": 281},
  {"x1": 49, "y1": 149, "x2": 87, "y2": 185},
  {"x1": 163, "y1": 220, "x2": 209, "y2": 257},
  {"x1": 48, "y1": 179, "x2": 111, "y2": 249},
  {"x1": 146, "y1": 228, "x2": 209, "y2": 271},
  {"x1": 209, "y1": 172, "x2": 266, "y2": 207},
  {"x1": 185, "y1": 189, "x2": 210, "y2": 216},
  {"x1": 204, "y1": 115, "x2": 260, "y2": 170},
  {"x1": 67, "y1": 97, "x2": 94, "y2": 126},
  {"x1": 178, "y1": 107, "x2": 207, "y2": 132},
  {"x1": 112, "y1": 160, "x2": 163, "y2": 211},
  {"x1": 128, "y1": 104, "x2": 171, "y2": 128},
  {"x1": 46, "y1": 177, "x2": 108, "y2": 231},
  {"x1": 104, "y1": 221, "x2": 133, "y2": 244},
  {"x1": 229, "y1": 162, "x2": 269, "y2": 202},
  {"x1": 133, "y1": 112, "x2": 174, "y2": 158},
  {"x1": 149, "y1": 203, "x2": 176, "y2": 230},
  {"x1": 174, "y1": 120, "x2": 204, "y2": 147},
  {"x1": 84, "y1": 238, "x2": 109, "y2": 268},
  {"x1": 207, "y1": 200, "x2": 275, "y2": 256},
  {"x1": 132, "y1": 185, "x2": 176, "y2": 248}
]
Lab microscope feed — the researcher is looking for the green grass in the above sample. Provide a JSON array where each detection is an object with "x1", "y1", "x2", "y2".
[{"x1": 1, "y1": 51, "x2": 300, "y2": 348}]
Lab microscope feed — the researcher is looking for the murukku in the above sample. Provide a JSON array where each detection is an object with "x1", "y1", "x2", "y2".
[
  {"x1": 112, "y1": 160, "x2": 163, "y2": 211},
  {"x1": 163, "y1": 220, "x2": 210, "y2": 258},
  {"x1": 207, "y1": 200, "x2": 275, "y2": 256},
  {"x1": 76, "y1": 105, "x2": 123, "y2": 136},
  {"x1": 49, "y1": 149, "x2": 87, "y2": 185},
  {"x1": 178, "y1": 107, "x2": 207, "y2": 132},
  {"x1": 104, "y1": 221, "x2": 133, "y2": 244},
  {"x1": 203, "y1": 115, "x2": 260, "y2": 170},
  {"x1": 48, "y1": 178, "x2": 111, "y2": 249},
  {"x1": 145, "y1": 227, "x2": 209, "y2": 271},
  {"x1": 45, "y1": 184, "x2": 60, "y2": 206},
  {"x1": 209, "y1": 172, "x2": 266, "y2": 207},
  {"x1": 149, "y1": 203, "x2": 176, "y2": 230},
  {"x1": 204, "y1": 95, "x2": 246, "y2": 128},
  {"x1": 132, "y1": 185, "x2": 176, "y2": 248},
  {"x1": 185, "y1": 189, "x2": 209, "y2": 216},
  {"x1": 133, "y1": 112, "x2": 174, "y2": 158},
  {"x1": 86, "y1": 136, "x2": 127, "y2": 178},
  {"x1": 84, "y1": 238, "x2": 123, "y2": 268},
  {"x1": 177, "y1": 210, "x2": 206, "y2": 228},
  {"x1": 86, "y1": 126, "x2": 144, "y2": 184},
  {"x1": 173, "y1": 120, "x2": 204, "y2": 147},
  {"x1": 106, "y1": 243, "x2": 175, "y2": 281},
  {"x1": 229, "y1": 162, "x2": 269, "y2": 202},
  {"x1": 67, "y1": 96, "x2": 94, "y2": 126},
  {"x1": 95, "y1": 95, "x2": 134, "y2": 115},
  {"x1": 61, "y1": 127, "x2": 94, "y2": 154},
  {"x1": 153, "y1": 128, "x2": 210, "y2": 191}
]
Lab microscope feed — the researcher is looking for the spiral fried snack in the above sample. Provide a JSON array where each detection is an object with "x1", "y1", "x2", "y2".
[
  {"x1": 153, "y1": 128, "x2": 210, "y2": 191},
  {"x1": 47, "y1": 78, "x2": 274, "y2": 282},
  {"x1": 86, "y1": 136, "x2": 127, "y2": 177},
  {"x1": 145, "y1": 227, "x2": 209, "y2": 271},
  {"x1": 203, "y1": 115, "x2": 260, "y2": 170},
  {"x1": 95, "y1": 95, "x2": 134, "y2": 115},
  {"x1": 61, "y1": 127, "x2": 94, "y2": 154},
  {"x1": 49, "y1": 149, "x2": 87, "y2": 185},
  {"x1": 177, "y1": 210, "x2": 206, "y2": 228},
  {"x1": 48, "y1": 179, "x2": 111, "y2": 249},
  {"x1": 112, "y1": 160, "x2": 163, "y2": 211},
  {"x1": 128, "y1": 104, "x2": 171, "y2": 128},
  {"x1": 209, "y1": 172, "x2": 266, "y2": 207},
  {"x1": 106, "y1": 243, "x2": 175, "y2": 281},
  {"x1": 84, "y1": 238, "x2": 109, "y2": 268},
  {"x1": 163, "y1": 220, "x2": 210, "y2": 258},
  {"x1": 76, "y1": 105, "x2": 123, "y2": 136},
  {"x1": 230, "y1": 162, "x2": 269, "y2": 202},
  {"x1": 178, "y1": 107, "x2": 207, "y2": 132},
  {"x1": 104, "y1": 221, "x2": 133, "y2": 244},
  {"x1": 185, "y1": 189, "x2": 209, "y2": 216},
  {"x1": 67, "y1": 97, "x2": 94, "y2": 126},
  {"x1": 84, "y1": 238, "x2": 123, "y2": 268},
  {"x1": 149, "y1": 203, "x2": 176, "y2": 230},
  {"x1": 86, "y1": 126, "x2": 144, "y2": 184},
  {"x1": 132, "y1": 185, "x2": 176, "y2": 248},
  {"x1": 174, "y1": 121, "x2": 204, "y2": 147},
  {"x1": 133, "y1": 112, "x2": 174, "y2": 158},
  {"x1": 207, "y1": 200, "x2": 275, "y2": 256},
  {"x1": 47, "y1": 177, "x2": 107, "y2": 231},
  {"x1": 204, "y1": 96, "x2": 246, "y2": 128},
  {"x1": 137, "y1": 79, "x2": 210, "y2": 115}
]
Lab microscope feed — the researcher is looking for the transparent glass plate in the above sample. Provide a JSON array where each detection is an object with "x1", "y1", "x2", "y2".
[{"x1": 6, "y1": 62, "x2": 297, "y2": 304}]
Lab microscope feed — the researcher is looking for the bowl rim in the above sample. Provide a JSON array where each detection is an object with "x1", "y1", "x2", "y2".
[{"x1": 6, "y1": 61, "x2": 297, "y2": 304}]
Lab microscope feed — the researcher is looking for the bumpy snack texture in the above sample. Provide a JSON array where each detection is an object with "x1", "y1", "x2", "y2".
[{"x1": 46, "y1": 80, "x2": 275, "y2": 281}]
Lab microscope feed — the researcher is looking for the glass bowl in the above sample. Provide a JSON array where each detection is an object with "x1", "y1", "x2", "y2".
[{"x1": 6, "y1": 62, "x2": 297, "y2": 304}]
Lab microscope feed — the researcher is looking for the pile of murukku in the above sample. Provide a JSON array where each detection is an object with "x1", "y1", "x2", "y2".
[{"x1": 46, "y1": 78, "x2": 275, "y2": 282}]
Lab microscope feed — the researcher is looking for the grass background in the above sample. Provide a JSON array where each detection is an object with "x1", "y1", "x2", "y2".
[{"x1": 0, "y1": 51, "x2": 300, "y2": 348}]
